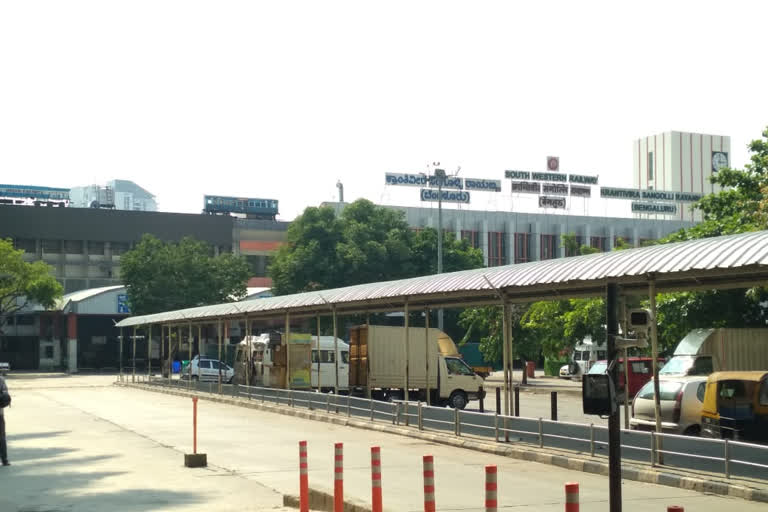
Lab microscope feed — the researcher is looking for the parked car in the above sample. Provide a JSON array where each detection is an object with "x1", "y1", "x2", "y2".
[
  {"x1": 0, "y1": 362, "x2": 9, "y2": 376},
  {"x1": 701, "y1": 371, "x2": 768, "y2": 442},
  {"x1": 587, "y1": 357, "x2": 664, "y2": 401},
  {"x1": 629, "y1": 376, "x2": 708, "y2": 435},
  {"x1": 184, "y1": 356, "x2": 234, "y2": 383}
]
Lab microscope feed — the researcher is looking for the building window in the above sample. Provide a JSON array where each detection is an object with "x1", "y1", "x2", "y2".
[
  {"x1": 487, "y1": 232, "x2": 506, "y2": 267},
  {"x1": 590, "y1": 236, "x2": 607, "y2": 252},
  {"x1": 111, "y1": 242, "x2": 130, "y2": 255},
  {"x1": 124, "y1": 196, "x2": 131, "y2": 210},
  {"x1": 514, "y1": 233, "x2": 530, "y2": 264},
  {"x1": 540, "y1": 234, "x2": 557, "y2": 260},
  {"x1": 13, "y1": 238, "x2": 36, "y2": 253},
  {"x1": 64, "y1": 240, "x2": 84, "y2": 254},
  {"x1": 42, "y1": 239, "x2": 61, "y2": 254},
  {"x1": 88, "y1": 241, "x2": 105, "y2": 255},
  {"x1": 648, "y1": 152, "x2": 654, "y2": 180},
  {"x1": 461, "y1": 230, "x2": 479, "y2": 249}
]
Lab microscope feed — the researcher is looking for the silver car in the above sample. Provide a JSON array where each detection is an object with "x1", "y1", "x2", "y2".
[{"x1": 629, "y1": 376, "x2": 707, "y2": 435}]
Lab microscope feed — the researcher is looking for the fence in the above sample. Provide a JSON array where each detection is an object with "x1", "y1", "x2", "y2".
[{"x1": 120, "y1": 374, "x2": 768, "y2": 482}]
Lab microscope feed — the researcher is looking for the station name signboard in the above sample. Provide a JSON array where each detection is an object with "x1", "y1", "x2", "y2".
[
  {"x1": 601, "y1": 187, "x2": 702, "y2": 202},
  {"x1": 570, "y1": 185, "x2": 591, "y2": 197},
  {"x1": 385, "y1": 172, "x2": 461, "y2": 189},
  {"x1": 631, "y1": 202, "x2": 677, "y2": 214},
  {"x1": 505, "y1": 170, "x2": 599, "y2": 185},
  {"x1": 464, "y1": 178, "x2": 501, "y2": 192},
  {"x1": 542, "y1": 183, "x2": 569, "y2": 196},
  {"x1": 539, "y1": 196, "x2": 566, "y2": 209},
  {"x1": 511, "y1": 181, "x2": 541, "y2": 194},
  {"x1": 420, "y1": 189, "x2": 471, "y2": 203}
]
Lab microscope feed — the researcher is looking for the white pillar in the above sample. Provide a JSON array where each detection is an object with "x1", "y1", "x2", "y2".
[
  {"x1": 67, "y1": 338, "x2": 78, "y2": 373},
  {"x1": 531, "y1": 222, "x2": 541, "y2": 261},
  {"x1": 558, "y1": 223, "x2": 566, "y2": 258},
  {"x1": 633, "y1": 227, "x2": 640, "y2": 247},
  {"x1": 608, "y1": 225, "x2": 616, "y2": 250},
  {"x1": 481, "y1": 219, "x2": 489, "y2": 266}
]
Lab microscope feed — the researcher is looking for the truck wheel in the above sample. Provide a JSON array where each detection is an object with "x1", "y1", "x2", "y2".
[
  {"x1": 449, "y1": 391, "x2": 468, "y2": 410},
  {"x1": 191, "y1": 375, "x2": 199, "y2": 381}
]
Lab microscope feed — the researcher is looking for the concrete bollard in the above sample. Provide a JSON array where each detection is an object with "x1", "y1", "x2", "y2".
[
  {"x1": 565, "y1": 482, "x2": 579, "y2": 512},
  {"x1": 485, "y1": 465, "x2": 497, "y2": 512},
  {"x1": 423, "y1": 455, "x2": 436, "y2": 512},
  {"x1": 299, "y1": 441, "x2": 309, "y2": 512},
  {"x1": 371, "y1": 446, "x2": 383, "y2": 512},
  {"x1": 334, "y1": 443, "x2": 343, "y2": 512}
]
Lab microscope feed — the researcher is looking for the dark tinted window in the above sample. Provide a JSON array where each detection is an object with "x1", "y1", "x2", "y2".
[
  {"x1": 637, "y1": 381, "x2": 683, "y2": 401},
  {"x1": 696, "y1": 382, "x2": 706, "y2": 402}
]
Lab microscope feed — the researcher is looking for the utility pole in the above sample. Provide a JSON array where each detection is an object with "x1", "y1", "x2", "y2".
[
  {"x1": 434, "y1": 167, "x2": 446, "y2": 331},
  {"x1": 606, "y1": 283, "x2": 622, "y2": 512}
]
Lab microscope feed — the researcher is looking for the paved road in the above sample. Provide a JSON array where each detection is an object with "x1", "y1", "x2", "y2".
[{"x1": 2, "y1": 375, "x2": 766, "y2": 511}]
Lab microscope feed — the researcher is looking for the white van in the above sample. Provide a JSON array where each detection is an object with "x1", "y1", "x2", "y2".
[{"x1": 560, "y1": 336, "x2": 607, "y2": 379}]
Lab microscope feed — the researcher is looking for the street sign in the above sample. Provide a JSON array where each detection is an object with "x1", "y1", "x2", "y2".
[{"x1": 117, "y1": 294, "x2": 131, "y2": 314}]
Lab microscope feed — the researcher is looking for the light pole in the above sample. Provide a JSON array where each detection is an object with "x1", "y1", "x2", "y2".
[{"x1": 433, "y1": 168, "x2": 446, "y2": 331}]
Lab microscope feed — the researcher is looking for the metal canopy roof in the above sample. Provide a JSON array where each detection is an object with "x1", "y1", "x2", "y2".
[{"x1": 115, "y1": 230, "x2": 768, "y2": 328}]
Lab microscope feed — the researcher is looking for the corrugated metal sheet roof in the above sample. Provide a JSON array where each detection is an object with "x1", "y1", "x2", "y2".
[
  {"x1": 115, "y1": 230, "x2": 768, "y2": 328},
  {"x1": 55, "y1": 285, "x2": 125, "y2": 311}
]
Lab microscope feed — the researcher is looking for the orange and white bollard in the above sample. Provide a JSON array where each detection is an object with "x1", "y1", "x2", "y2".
[
  {"x1": 299, "y1": 441, "x2": 309, "y2": 512},
  {"x1": 667, "y1": 507, "x2": 684, "y2": 512},
  {"x1": 371, "y1": 446, "x2": 383, "y2": 512},
  {"x1": 334, "y1": 443, "x2": 343, "y2": 512},
  {"x1": 565, "y1": 482, "x2": 579, "y2": 512},
  {"x1": 423, "y1": 455, "x2": 436, "y2": 512},
  {"x1": 485, "y1": 465, "x2": 497, "y2": 512}
]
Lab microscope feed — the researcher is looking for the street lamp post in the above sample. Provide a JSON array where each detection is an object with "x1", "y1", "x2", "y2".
[{"x1": 434, "y1": 168, "x2": 446, "y2": 331}]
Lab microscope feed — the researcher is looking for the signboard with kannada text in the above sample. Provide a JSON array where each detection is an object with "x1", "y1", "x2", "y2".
[{"x1": 420, "y1": 189, "x2": 471, "y2": 203}]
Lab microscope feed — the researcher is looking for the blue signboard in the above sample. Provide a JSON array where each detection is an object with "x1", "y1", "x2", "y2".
[{"x1": 117, "y1": 294, "x2": 131, "y2": 314}]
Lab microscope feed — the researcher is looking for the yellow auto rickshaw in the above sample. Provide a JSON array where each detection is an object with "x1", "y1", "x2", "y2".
[{"x1": 700, "y1": 371, "x2": 768, "y2": 442}]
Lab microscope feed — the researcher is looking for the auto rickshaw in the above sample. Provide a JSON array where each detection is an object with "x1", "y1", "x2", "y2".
[{"x1": 700, "y1": 371, "x2": 768, "y2": 442}]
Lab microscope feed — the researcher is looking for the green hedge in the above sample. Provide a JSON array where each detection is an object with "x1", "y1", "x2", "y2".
[{"x1": 544, "y1": 359, "x2": 569, "y2": 376}]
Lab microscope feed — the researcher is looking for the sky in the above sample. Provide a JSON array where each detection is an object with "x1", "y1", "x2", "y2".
[{"x1": 1, "y1": 1, "x2": 767, "y2": 221}]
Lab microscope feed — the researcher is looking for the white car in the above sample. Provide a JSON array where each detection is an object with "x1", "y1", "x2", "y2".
[
  {"x1": 629, "y1": 376, "x2": 707, "y2": 435},
  {"x1": 185, "y1": 357, "x2": 234, "y2": 383},
  {"x1": 0, "y1": 362, "x2": 9, "y2": 376}
]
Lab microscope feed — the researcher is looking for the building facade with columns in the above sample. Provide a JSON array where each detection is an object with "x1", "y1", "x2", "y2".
[{"x1": 373, "y1": 204, "x2": 693, "y2": 266}]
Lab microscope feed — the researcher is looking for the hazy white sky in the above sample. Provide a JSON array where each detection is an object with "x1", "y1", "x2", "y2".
[{"x1": 2, "y1": 1, "x2": 766, "y2": 221}]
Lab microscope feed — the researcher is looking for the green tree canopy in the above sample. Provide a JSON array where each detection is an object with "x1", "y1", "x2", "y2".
[
  {"x1": 0, "y1": 238, "x2": 63, "y2": 331},
  {"x1": 120, "y1": 235, "x2": 250, "y2": 315},
  {"x1": 269, "y1": 199, "x2": 483, "y2": 295}
]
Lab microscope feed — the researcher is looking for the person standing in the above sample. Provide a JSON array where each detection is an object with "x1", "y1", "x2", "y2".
[{"x1": 0, "y1": 374, "x2": 9, "y2": 466}]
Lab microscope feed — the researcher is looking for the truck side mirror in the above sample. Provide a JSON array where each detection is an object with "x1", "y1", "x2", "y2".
[{"x1": 583, "y1": 373, "x2": 617, "y2": 415}]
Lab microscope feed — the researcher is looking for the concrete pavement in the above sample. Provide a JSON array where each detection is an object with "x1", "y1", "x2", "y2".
[{"x1": 2, "y1": 375, "x2": 766, "y2": 511}]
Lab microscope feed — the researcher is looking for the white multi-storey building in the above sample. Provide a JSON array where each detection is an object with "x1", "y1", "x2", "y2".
[{"x1": 633, "y1": 131, "x2": 730, "y2": 222}]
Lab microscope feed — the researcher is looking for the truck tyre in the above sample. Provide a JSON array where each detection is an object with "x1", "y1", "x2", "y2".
[
  {"x1": 449, "y1": 391, "x2": 468, "y2": 410},
  {"x1": 191, "y1": 375, "x2": 199, "y2": 381}
]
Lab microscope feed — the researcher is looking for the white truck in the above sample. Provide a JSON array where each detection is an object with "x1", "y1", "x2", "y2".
[
  {"x1": 347, "y1": 325, "x2": 485, "y2": 409},
  {"x1": 660, "y1": 328, "x2": 768, "y2": 376}
]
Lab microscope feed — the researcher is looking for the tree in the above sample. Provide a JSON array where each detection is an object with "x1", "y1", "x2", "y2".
[
  {"x1": 0, "y1": 238, "x2": 63, "y2": 333},
  {"x1": 120, "y1": 235, "x2": 250, "y2": 315},
  {"x1": 269, "y1": 199, "x2": 483, "y2": 295}
]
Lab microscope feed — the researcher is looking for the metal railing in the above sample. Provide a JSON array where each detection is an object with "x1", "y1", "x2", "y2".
[{"x1": 120, "y1": 375, "x2": 768, "y2": 482}]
